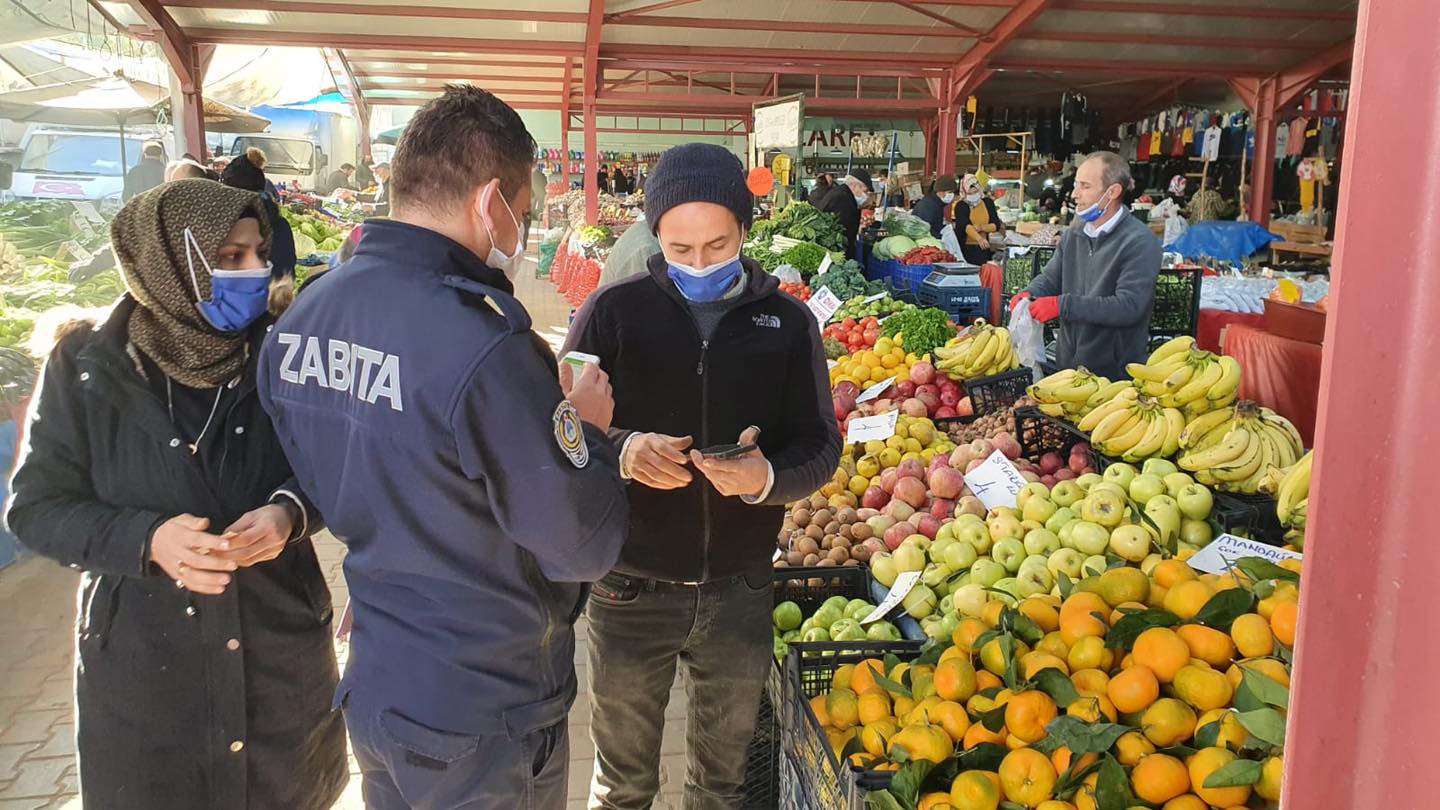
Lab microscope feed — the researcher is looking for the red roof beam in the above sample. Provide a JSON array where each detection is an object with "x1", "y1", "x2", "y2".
[
  {"x1": 185, "y1": 29, "x2": 583, "y2": 56},
  {"x1": 1053, "y1": 0, "x2": 1354, "y2": 21},
  {"x1": 606, "y1": 16, "x2": 977, "y2": 38},
  {"x1": 605, "y1": 0, "x2": 706, "y2": 21},
  {"x1": 948, "y1": 0, "x2": 1055, "y2": 103},
  {"x1": 601, "y1": 59, "x2": 944, "y2": 79},
  {"x1": 992, "y1": 58, "x2": 1259, "y2": 78},
  {"x1": 160, "y1": 0, "x2": 589, "y2": 23},
  {"x1": 347, "y1": 56, "x2": 567, "y2": 68},
  {"x1": 886, "y1": 0, "x2": 985, "y2": 35},
  {"x1": 370, "y1": 99, "x2": 562, "y2": 110},
  {"x1": 356, "y1": 72, "x2": 568, "y2": 83},
  {"x1": 1022, "y1": 30, "x2": 1328, "y2": 51}
]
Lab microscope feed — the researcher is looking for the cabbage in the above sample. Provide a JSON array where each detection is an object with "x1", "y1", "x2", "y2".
[
  {"x1": 878, "y1": 235, "x2": 917, "y2": 260},
  {"x1": 883, "y1": 211, "x2": 931, "y2": 240},
  {"x1": 292, "y1": 232, "x2": 318, "y2": 257},
  {"x1": 915, "y1": 237, "x2": 946, "y2": 249}
]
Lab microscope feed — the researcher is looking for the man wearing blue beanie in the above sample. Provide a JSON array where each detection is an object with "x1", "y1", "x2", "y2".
[{"x1": 563, "y1": 143, "x2": 841, "y2": 809}]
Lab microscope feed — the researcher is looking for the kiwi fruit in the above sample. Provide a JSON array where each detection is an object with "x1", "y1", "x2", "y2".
[
  {"x1": 792, "y1": 508, "x2": 812, "y2": 528},
  {"x1": 851, "y1": 523, "x2": 874, "y2": 541},
  {"x1": 796, "y1": 537, "x2": 820, "y2": 557},
  {"x1": 812, "y1": 509, "x2": 833, "y2": 528},
  {"x1": 836, "y1": 507, "x2": 858, "y2": 525},
  {"x1": 786, "y1": 551, "x2": 805, "y2": 567},
  {"x1": 803, "y1": 553, "x2": 821, "y2": 567},
  {"x1": 816, "y1": 558, "x2": 837, "y2": 567},
  {"x1": 805, "y1": 524, "x2": 825, "y2": 541},
  {"x1": 827, "y1": 547, "x2": 848, "y2": 564}
]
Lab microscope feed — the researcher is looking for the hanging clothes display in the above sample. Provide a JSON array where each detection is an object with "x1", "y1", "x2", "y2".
[
  {"x1": 1286, "y1": 117, "x2": 1308, "y2": 157},
  {"x1": 1297, "y1": 159, "x2": 1318, "y2": 211},
  {"x1": 1201, "y1": 125, "x2": 1222, "y2": 162}
]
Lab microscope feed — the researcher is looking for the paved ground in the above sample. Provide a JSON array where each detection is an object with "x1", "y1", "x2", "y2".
[{"x1": 0, "y1": 260, "x2": 692, "y2": 809}]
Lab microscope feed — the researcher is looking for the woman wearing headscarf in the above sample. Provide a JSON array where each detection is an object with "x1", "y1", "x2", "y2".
[
  {"x1": 950, "y1": 173, "x2": 1005, "y2": 264},
  {"x1": 6, "y1": 179, "x2": 348, "y2": 810},
  {"x1": 221, "y1": 147, "x2": 298, "y2": 313}
]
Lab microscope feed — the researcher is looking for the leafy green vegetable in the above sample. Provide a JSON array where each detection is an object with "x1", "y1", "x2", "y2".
[
  {"x1": 811, "y1": 260, "x2": 884, "y2": 300},
  {"x1": 752, "y1": 202, "x2": 846, "y2": 253},
  {"x1": 880, "y1": 307, "x2": 956, "y2": 358}
]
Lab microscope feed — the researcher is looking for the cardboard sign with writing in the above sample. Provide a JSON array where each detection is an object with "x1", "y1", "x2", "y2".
[
  {"x1": 815, "y1": 253, "x2": 833, "y2": 277},
  {"x1": 846, "y1": 410, "x2": 899, "y2": 444},
  {"x1": 862, "y1": 571, "x2": 921, "y2": 625},
  {"x1": 962, "y1": 450, "x2": 1026, "y2": 511},
  {"x1": 808, "y1": 286, "x2": 843, "y2": 326},
  {"x1": 855, "y1": 378, "x2": 893, "y2": 404},
  {"x1": 1187, "y1": 534, "x2": 1303, "y2": 575}
]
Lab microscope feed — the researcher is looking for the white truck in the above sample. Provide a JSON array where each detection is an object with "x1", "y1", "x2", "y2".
[
  {"x1": 227, "y1": 104, "x2": 358, "y2": 193},
  {"x1": 6, "y1": 126, "x2": 171, "y2": 206}
]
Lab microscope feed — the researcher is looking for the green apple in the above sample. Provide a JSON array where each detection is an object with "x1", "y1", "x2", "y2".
[
  {"x1": 833, "y1": 621, "x2": 869, "y2": 642},
  {"x1": 1181, "y1": 518, "x2": 1214, "y2": 547},
  {"x1": 1046, "y1": 548, "x2": 1085, "y2": 580},
  {"x1": 781, "y1": 629, "x2": 801, "y2": 643},
  {"x1": 813, "y1": 604, "x2": 844, "y2": 629},
  {"x1": 1089, "y1": 481, "x2": 1129, "y2": 501},
  {"x1": 1176, "y1": 483, "x2": 1215, "y2": 521},
  {"x1": 1023, "y1": 496, "x2": 1058, "y2": 525},
  {"x1": 802, "y1": 626, "x2": 831, "y2": 643},
  {"x1": 867, "y1": 515, "x2": 897, "y2": 539},
  {"x1": 1108, "y1": 524, "x2": 1152, "y2": 562},
  {"x1": 1014, "y1": 565, "x2": 1054, "y2": 598},
  {"x1": 1129, "y1": 474, "x2": 1167, "y2": 505},
  {"x1": 830, "y1": 618, "x2": 862, "y2": 638},
  {"x1": 1103, "y1": 463, "x2": 1138, "y2": 490},
  {"x1": 992, "y1": 538, "x2": 1027, "y2": 572},
  {"x1": 866, "y1": 621, "x2": 903, "y2": 641},
  {"x1": 954, "y1": 512, "x2": 985, "y2": 526},
  {"x1": 1058, "y1": 519, "x2": 1077, "y2": 549},
  {"x1": 991, "y1": 577, "x2": 1021, "y2": 601},
  {"x1": 845, "y1": 598, "x2": 874, "y2": 621},
  {"x1": 906, "y1": 534, "x2": 932, "y2": 553},
  {"x1": 922, "y1": 562, "x2": 953, "y2": 589},
  {"x1": 1081, "y1": 489, "x2": 1127, "y2": 529},
  {"x1": 773, "y1": 601, "x2": 803, "y2": 631},
  {"x1": 929, "y1": 536, "x2": 956, "y2": 565},
  {"x1": 935, "y1": 520, "x2": 960, "y2": 545},
  {"x1": 921, "y1": 616, "x2": 946, "y2": 641},
  {"x1": 943, "y1": 540, "x2": 979, "y2": 571},
  {"x1": 939, "y1": 593, "x2": 955, "y2": 615},
  {"x1": 870, "y1": 551, "x2": 899, "y2": 587},
  {"x1": 969, "y1": 558, "x2": 1007, "y2": 588},
  {"x1": 1016, "y1": 482, "x2": 1052, "y2": 511},
  {"x1": 1024, "y1": 528, "x2": 1061, "y2": 556},
  {"x1": 1069, "y1": 520, "x2": 1111, "y2": 556},
  {"x1": 824, "y1": 595, "x2": 851, "y2": 614},
  {"x1": 893, "y1": 542, "x2": 927, "y2": 573},
  {"x1": 1051, "y1": 481, "x2": 1084, "y2": 508},
  {"x1": 1046, "y1": 506, "x2": 1078, "y2": 535},
  {"x1": 902, "y1": 583, "x2": 939, "y2": 619},
  {"x1": 1164, "y1": 472, "x2": 1196, "y2": 498},
  {"x1": 937, "y1": 613, "x2": 961, "y2": 643},
  {"x1": 1141, "y1": 553, "x2": 1164, "y2": 575},
  {"x1": 1075, "y1": 472, "x2": 1104, "y2": 492},
  {"x1": 1144, "y1": 495, "x2": 1182, "y2": 543},
  {"x1": 1141, "y1": 458, "x2": 1179, "y2": 478},
  {"x1": 952, "y1": 583, "x2": 989, "y2": 617},
  {"x1": 988, "y1": 513, "x2": 1025, "y2": 542},
  {"x1": 1081, "y1": 555, "x2": 1109, "y2": 577},
  {"x1": 957, "y1": 520, "x2": 993, "y2": 554}
]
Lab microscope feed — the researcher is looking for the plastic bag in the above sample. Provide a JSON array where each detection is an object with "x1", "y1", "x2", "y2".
[
  {"x1": 1163, "y1": 215, "x2": 1189, "y2": 247},
  {"x1": 773, "y1": 265, "x2": 803, "y2": 284},
  {"x1": 1008, "y1": 298, "x2": 1047, "y2": 381},
  {"x1": 940, "y1": 223, "x2": 964, "y2": 260}
]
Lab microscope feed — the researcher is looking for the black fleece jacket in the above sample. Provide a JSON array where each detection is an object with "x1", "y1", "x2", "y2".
[{"x1": 563, "y1": 254, "x2": 842, "y2": 583}]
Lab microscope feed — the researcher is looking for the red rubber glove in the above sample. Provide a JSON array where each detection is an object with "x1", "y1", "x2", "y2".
[
  {"x1": 1009, "y1": 291, "x2": 1031, "y2": 312},
  {"x1": 1029, "y1": 296, "x2": 1061, "y2": 323}
]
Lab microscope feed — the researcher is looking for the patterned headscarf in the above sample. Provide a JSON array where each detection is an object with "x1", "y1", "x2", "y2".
[
  {"x1": 111, "y1": 178, "x2": 270, "y2": 388},
  {"x1": 960, "y1": 174, "x2": 983, "y2": 198}
]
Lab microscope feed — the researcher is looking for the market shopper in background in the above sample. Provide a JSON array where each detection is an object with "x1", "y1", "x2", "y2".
[
  {"x1": 365, "y1": 161, "x2": 392, "y2": 216},
  {"x1": 598, "y1": 211, "x2": 661, "y2": 288},
  {"x1": 0, "y1": 349, "x2": 35, "y2": 571},
  {"x1": 258, "y1": 85, "x2": 629, "y2": 809},
  {"x1": 122, "y1": 141, "x2": 167, "y2": 200},
  {"x1": 220, "y1": 147, "x2": 298, "y2": 312},
  {"x1": 164, "y1": 157, "x2": 211, "y2": 182},
  {"x1": 817, "y1": 168, "x2": 871, "y2": 258},
  {"x1": 951, "y1": 173, "x2": 1005, "y2": 264},
  {"x1": 598, "y1": 162, "x2": 612, "y2": 194},
  {"x1": 321, "y1": 161, "x2": 357, "y2": 195},
  {"x1": 527, "y1": 163, "x2": 548, "y2": 253},
  {"x1": 1011, "y1": 151, "x2": 1161, "y2": 379},
  {"x1": 564, "y1": 142, "x2": 842, "y2": 810},
  {"x1": 6, "y1": 179, "x2": 347, "y2": 810},
  {"x1": 914, "y1": 175, "x2": 957, "y2": 238}
]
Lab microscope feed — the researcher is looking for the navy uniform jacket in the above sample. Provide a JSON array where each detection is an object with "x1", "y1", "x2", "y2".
[{"x1": 257, "y1": 219, "x2": 628, "y2": 737}]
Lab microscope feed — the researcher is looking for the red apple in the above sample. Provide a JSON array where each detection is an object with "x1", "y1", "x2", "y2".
[
  {"x1": 884, "y1": 521, "x2": 916, "y2": 550},
  {"x1": 916, "y1": 391, "x2": 941, "y2": 413},
  {"x1": 895, "y1": 380, "x2": 917, "y2": 399},
  {"x1": 910, "y1": 362, "x2": 936, "y2": 386},
  {"x1": 1068, "y1": 452, "x2": 1090, "y2": 475},
  {"x1": 1039, "y1": 452, "x2": 1064, "y2": 475},
  {"x1": 934, "y1": 406, "x2": 957, "y2": 419},
  {"x1": 914, "y1": 513, "x2": 941, "y2": 539},
  {"x1": 956, "y1": 397, "x2": 975, "y2": 417},
  {"x1": 1054, "y1": 468, "x2": 1077, "y2": 481},
  {"x1": 833, "y1": 380, "x2": 861, "y2": 401},
  {"x1": 929, "y1": 466, "x2": 965, "y2": 500},
  {"x1": 897, "y1": 459, "x2": 926, "y2": 480},
  {"x1": 833, "y1": 399, "x2": 850, "y2": 421},
  {"x1": 1041, "y1": 475, "x2": 1057, "y2": 488},
  {"x1": 880, "y1": 468, "x2": 900, "y2": 493},
  {"x1": 965, "y1": 458, "x2": 986, "y2": 474},
  {"x1": 894, "y1": 476, "x2": 928, "y2": 509},
  {"x1": 929, "y1": 498, "x2": 955, "y2": 520},
  {"x1": 917, "y1": 383, "x2": 940, "y2": 400},
  {"x1": 862, "y1": 486, "x2": 890, "y2": 509},
  {"x1": 939, "y1": 389, "x2": 961, "y2": 408},
  {"x1": 902, "y1": 398, "x2": 929, "y2": 417}
]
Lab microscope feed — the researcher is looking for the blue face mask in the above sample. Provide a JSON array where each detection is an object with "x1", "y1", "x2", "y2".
[
  {"x1": 1076, "y1": 191, "x2": 1113, "y2": 223},
  {"x1": 185, "y1": 227, "x2": 272, "y2": 332},
  {"x1": 666, "y1": 253, "x2": 742, "y2": 302}
]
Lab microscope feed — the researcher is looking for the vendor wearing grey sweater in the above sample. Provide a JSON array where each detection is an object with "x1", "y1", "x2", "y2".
[{"x1": 1012, "y1": 151, "x2": 1162, "y2": 380}]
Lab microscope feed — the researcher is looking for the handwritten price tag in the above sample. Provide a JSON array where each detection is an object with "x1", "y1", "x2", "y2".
[
  {"x1": 815, "y1": 253, "x2": 834, "y2": 276},
  {"x1": 962, "y1": 450, "x2": 1027, "y2": 511},
  {"x1": 846, "y1": 410, "x2": 899, "y2": 444},
  {"x1": 862, "y1": 571, "x2": 921, "y2": 625},
  {"x1": 808, "y1": 286, "x2": 843, "y2": 326},
  {"x1": 855, "y1": 378, "x2": 894, "y2": 404},
  {"x1": 1187, "y1": 534, "x2": 1302, "y2": 575}
]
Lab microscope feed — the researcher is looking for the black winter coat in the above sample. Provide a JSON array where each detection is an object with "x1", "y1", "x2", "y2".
[
  {"x1": 563, "y1": 255, "x2": 841, "y2": 583},
  {"x1": 6, "y1": 300, "x2": 347, "y2": 810}
]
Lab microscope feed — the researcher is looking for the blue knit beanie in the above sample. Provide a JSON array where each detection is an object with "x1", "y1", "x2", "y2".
[{"x1": 644, "y1": 143, "x2": 754, "y2": 234}]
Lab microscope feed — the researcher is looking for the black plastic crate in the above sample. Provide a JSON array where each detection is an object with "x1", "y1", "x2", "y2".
[
  {"x1": 962, "y1": 366, "x2": 1031, "y2": 416},
  {"x1": 1001, "y1": 245, "x2": 1055, "y2": 298},
  {"x1": 779, "y1": 641, "x2": 926, "y2": 810},
  {"x1": 1013, "y1": 406, "x2": 1113, "y2": 471},
  {"x1": 1211, "y1": 491, "x2": 1286, "y2": 546},
  {"x1": 1149, "y1": 267, "x2": 1203, "y2": 344},
  {"x1": 741, "y1": 663, "x2": 780, "y2": 808},
  {"x1": 772, "y1": 565, "x2": 871, "y2": 615}
]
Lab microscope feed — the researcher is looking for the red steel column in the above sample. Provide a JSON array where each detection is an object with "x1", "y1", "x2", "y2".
[
  {"x1": 1247, "y1": 78, "x2": 1278, "y2": 226},
  {"x1": 583, "y1": 102, "x2": 599, "y2": 223},
  {"x1": 936, "y1": 104, "x2": 957, "y2": 177},
  {"x1": 1283, "y1": 1, "x2": 1440, "y2": 807}
]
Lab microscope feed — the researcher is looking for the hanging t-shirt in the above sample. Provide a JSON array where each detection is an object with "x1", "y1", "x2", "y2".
[
  {"x1": 1297, "y1": 160, "x2": 1317, "y2": 211},
  {"x1": 1150, "y1": 128, "x2": 1163, "y2": 156},
  {"x1": 1275, "y1": 124, "x2": 1290, "y2": 157},
  {"x1": 1171, "y1": 113, "x2": 1188, "y2": 157},
  {"x1": 1201, "y1": 126, "x2": 1222, "y2": 162},
  {"x1": 1287, "y1": 117, "x2": 1308, "y2": 157},
  {"x1": 1138, "y1": 120, "x2": 1151, "y2": 160}
]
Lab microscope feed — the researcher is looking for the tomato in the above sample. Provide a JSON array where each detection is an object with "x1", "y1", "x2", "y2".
[{"x1": 842, "y1": 318, "x2": 858, "y2": 330}]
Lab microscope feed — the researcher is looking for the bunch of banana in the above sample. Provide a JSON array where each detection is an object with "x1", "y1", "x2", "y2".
[
  {"x1": 1028, "y1": 367, "x2": 1109, "y2": 419},
  {"x1": 1176, "y1": 401, "x2": 1305, "y2": 493},
  {"x1": 1126, "y1": 337, "x2": 1242, "y2": 419},
  {"x1": 1276, "y1": 450, "x2": 1313, "y2": 528},
  {"x1": 1084, "y1": 392, "x2": 1185, "y2": 461},
  {"x1": 934, "y1": 319, "x2": 1019, "y2": 380}
]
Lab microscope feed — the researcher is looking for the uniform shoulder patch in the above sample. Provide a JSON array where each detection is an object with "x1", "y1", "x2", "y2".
[{"x1": 552, "y1": 400, "x2": 589, "y2": 468}]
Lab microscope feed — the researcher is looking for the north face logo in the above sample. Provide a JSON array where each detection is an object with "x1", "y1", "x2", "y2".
[{"x1": 753, "y1": 314, "x2": 781, "y2": 329}]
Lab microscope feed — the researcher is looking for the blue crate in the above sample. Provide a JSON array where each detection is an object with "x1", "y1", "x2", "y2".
[
  {"x1": 891, "y1": 262, "x2": 933, "y2": 298},
  {"x1": 918, "y1": 283, "x2": 992, "y2": 323},
  {"x1": 864, "y1": 255, "x2": 899, "y2": 283}
]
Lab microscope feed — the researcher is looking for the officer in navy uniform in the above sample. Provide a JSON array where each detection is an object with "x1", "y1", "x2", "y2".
[{"x1": 257, "y1": 86, "x2": 629, "y2": 809}]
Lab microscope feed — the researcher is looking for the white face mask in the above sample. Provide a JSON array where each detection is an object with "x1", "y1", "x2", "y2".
[
  {"x1": 941, "y1": 192, "x2": 955, "y2": 204},
  {"x1": 481, "y1": 189, "x2": 523, "y2": 274},
  {"x1": 966, "y1": 193, "x2": 983, "y2": 204},
  {"x1": 854, "y1": 193, "x2": 868, "y2": 206}
]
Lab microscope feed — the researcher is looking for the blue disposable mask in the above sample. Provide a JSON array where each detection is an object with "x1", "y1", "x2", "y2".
[
  {"x1": 1077, "y1": 191, "x2": 1113, "y2": 223},
  {"x1": 185, "y1": 227, "x2": 271, "y2": 332},
  {"x1": 666, "y1": 252, "x2": 742, "y2": 302}
]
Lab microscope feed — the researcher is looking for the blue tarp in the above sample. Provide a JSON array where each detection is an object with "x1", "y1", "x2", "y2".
[{"x1": 1167, "y1": 220, "x2": 1282, "y2": 265}]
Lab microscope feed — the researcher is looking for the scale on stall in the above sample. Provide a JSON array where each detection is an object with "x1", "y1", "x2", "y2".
[{"x1": 918, "y1": 261, "x2": 991, "y2": 322}]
